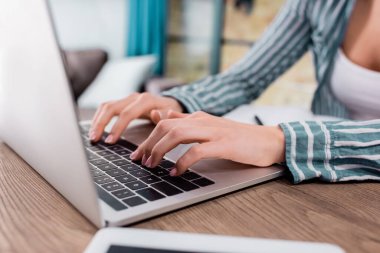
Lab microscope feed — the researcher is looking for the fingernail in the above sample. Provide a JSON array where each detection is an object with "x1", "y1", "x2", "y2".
[
  {"x1": 130, "y1": 151, "x2": 138, "y2": 160},
  {"x1": 170, "y1": 168, "x2": 177, "y2": 177},
  {"x1": 105, "y1": 135, "x2": 114, "y2": 144},
  {"x1": 145, "y1": 156, "x2": 152, "y2": 168},
  {"x1": 142, "y1": 154, "x2": 148, "y2": 165},
  {"x1": 89, "y1": 132, "x2": 96, "y2": 141},
  {"x1": 158, "y1": 111, "x2": 163, "y2": 120}
]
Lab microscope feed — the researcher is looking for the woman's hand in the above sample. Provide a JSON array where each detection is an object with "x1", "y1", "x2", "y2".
[
  {"x1": 130, "y1": 111, "x2": 286, "y2": 176},
  {"x1": 89, "y1": 93, "x2": 183, "y2": 143}
]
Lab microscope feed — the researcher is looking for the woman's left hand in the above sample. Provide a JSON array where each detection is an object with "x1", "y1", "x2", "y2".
[{"x1": 130, "y1": 111, "x2": 286, "y2": 176}]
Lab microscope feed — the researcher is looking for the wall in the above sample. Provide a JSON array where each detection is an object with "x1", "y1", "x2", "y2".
[{"x1": 49, "y1": 0, "x2": 128, "y2": 59}]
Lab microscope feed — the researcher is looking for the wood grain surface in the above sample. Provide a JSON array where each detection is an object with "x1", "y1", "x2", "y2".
[{"x1": 0, "y1": 109, "x2": 379, "y2": 253}]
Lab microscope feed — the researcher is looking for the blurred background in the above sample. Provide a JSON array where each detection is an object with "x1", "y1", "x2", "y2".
[{"x1": 49, "y1": 0, "x2": 316, "y2": 110}]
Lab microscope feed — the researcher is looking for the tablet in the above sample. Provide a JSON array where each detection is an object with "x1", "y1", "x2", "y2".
[{"x1": 84, "y1": 228, "x2": 345, "y2": 253}]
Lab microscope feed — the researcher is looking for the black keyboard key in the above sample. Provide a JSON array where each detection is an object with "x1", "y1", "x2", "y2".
[
  {"x1": 95, "y1": 185, "x2": 127, "y2": 211},
  {"x1": 159, "y1": 160, "x2": 175, "y2": 169},
  {"x1": 102, "y1": 182, "x2": 124, "y2": 192},
  {"x1": 94, "y1": 175, "x2": 114, "y2": 185},
  {"x1": 111, "y1": 189, "x2": 134, "y2": 199},
  {"x1": 90, "y1": 159, "x2": 108, "y2": 166},
  {"x1": 87, "y1": 152, "x2": 100, "y2": 161},
  {"x1": 139, "y1": 175, "x2": 161, "y2": 184},
  {"x1": 91, "y1": 169, "x2": 105, "y2": 178},
  {"x1": 151, "y1": 181, "x2": 182, "y2": 196},
  {"x1": 97, "y1": 138, "x2": 110, "y2": 146},
  {"x1": 125, "y1": 181, "x2": 148, "y2": 191},
  {"x1": 130, "y1": 159, "x2": 142, "y2": 166},
  {"x1": 141, "y1": 165, "x2": 162, "y2": 172},
  {"x1": 162, "y1": 176, "x2": 199, "y2": 192},
  {"x1": 97, "y1": 163, "x2": 117, "y2": 171},
  {"x1": 104, "y1": 154, "x2": 122, "y2": 161},
  {"x1": 114, "y1": 174, "x2": 137, "y2": 184},
  {"x1": 118, "y1": 139, "x2": 137, "y2": 151},
  {"x1": 120, "y1": 163, "x2": 140, "y2": 172},
  {"x1": 122, "y1": 196, "x2": 147, "y2": 207},
  {"x1": 107, "y1": 145, "x2": 125, "y2": 151},
  {"x1": 193, "y1": 177, "x2": 215, "y2": 187},
  {"x1": 105, "y1": 168, "x2": 127, "y2": 177},
  {"x1": 181, "y1": 171, "x2": 202, "y2": 181},
  {"x1": 136, "y1": 188, "x2": 165, "y2": 201},
  {"x1": 113, "y1": 149, "x2": 131, "y2": 156},
  {"x1": 148, "y1": 168, "x2": 170, "y2": 177},
  {"x1": 96, "y1": 150, "x2": 113, "y2": 157},
  {"x1": 112, "y1": 159, "x2": 130, "y2": 166},
  {"x1": 129, "y1": 170, "x2": 151, "y2": 178},
  {"x1": 88, "y1": 145, "x2": 105, "y2": 152}
]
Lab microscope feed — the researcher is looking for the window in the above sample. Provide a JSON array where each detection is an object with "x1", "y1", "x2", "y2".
[
  {"x1": 166, "y1": 0, "x2": 315, "y2": 107},
  {"x1": 166, "y1": 0, "x2": 218, "y2": 82}
]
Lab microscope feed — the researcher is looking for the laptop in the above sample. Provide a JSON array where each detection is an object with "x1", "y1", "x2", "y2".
[{"x1": 0, "y1": 0, "x2": 284, "y2": 228}]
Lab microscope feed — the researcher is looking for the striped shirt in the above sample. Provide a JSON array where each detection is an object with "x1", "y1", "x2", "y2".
[{"x1": 162, "y1": 0, "x2": 380, "y2": 183}]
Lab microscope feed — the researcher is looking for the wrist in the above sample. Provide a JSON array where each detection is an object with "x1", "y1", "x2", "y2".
[{"x1": 270, "y1": 126, "x2": 286, "y2": 164}]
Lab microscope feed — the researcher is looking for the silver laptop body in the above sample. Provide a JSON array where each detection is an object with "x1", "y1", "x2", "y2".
[{"x1": 0, "y1": 0, "x2": 284, "y2": 227}]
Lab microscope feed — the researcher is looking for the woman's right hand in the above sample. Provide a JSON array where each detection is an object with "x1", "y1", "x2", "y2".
[{"x1": 88, "y1": 92, "x2": 183, "y2": 144}]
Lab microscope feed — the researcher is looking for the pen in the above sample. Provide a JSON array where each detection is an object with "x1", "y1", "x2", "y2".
[{"x1": 254, "y1": 115, "x2": 264, "y2": 125}]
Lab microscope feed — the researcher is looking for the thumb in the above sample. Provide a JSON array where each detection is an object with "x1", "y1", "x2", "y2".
[{"x1": 150, "y1": 109, "x2": 187, "y2": 124}]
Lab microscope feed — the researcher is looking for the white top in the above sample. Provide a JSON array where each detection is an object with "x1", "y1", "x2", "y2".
[{"x1": 331, "y1": 49, "x2": 380, "y2": 120}]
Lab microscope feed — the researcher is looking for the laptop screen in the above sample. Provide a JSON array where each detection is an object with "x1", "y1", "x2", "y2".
[{"x1": 107, "y1": 245, "x2": 208, "y2": 253}]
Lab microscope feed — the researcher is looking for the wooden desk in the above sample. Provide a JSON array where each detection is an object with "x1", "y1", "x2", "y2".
[{"x1": 1, "y1": 111, "x2": 379, "y2": 253}]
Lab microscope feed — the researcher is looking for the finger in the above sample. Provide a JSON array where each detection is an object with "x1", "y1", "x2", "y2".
[
  {"x1": 131, "y1": 118, "x2": 180, "y2": 161},
  {"x1": 90, "y1": 106, "x2": 105, "y2": 134},
  {"x1": 146, "y1": 126, "x2": 214, "y2": 168},
  {"x1": 89, "y1": 94, "x2": 139, "y2": 140},
  {"x1": 90, "y1": 102, "x2": 119, "y2": 141},
  {"x1": 150, "y1": 109, "x2": 187, "y2": 124},
  {"x1": 90, "y1": 93, "x2": 139, "y2": 131},
  {"x1": 135, "y1": 117, "x2": 208, "y2": 162},
  {"x1": 172, "y1": 142, "x2": 220, "y2": 176},
  {"x1": 165, "y1": 110, "x2": 188, "y2": 119},
  {"x1": 106, "y1": 99, "x2": 154, "y2": 144},
  {"x1": 90, "y1": 102, "x2": 113, "y2": 135},
  {"x1": 150, "y1": 110, "x2": 161, "y2": 125}
]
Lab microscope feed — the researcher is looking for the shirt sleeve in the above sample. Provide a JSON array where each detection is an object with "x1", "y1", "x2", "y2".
[
  {"x1": 279, "y1": 119, "x2": 380, "y2": 183},
  {"x1": 162, "y1": 0, "x2": 312, "y2": 115}
]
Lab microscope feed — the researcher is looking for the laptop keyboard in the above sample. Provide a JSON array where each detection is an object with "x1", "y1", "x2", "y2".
[{"x1": 79, "y1": 125, "x2": 214, "y2": 211}]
